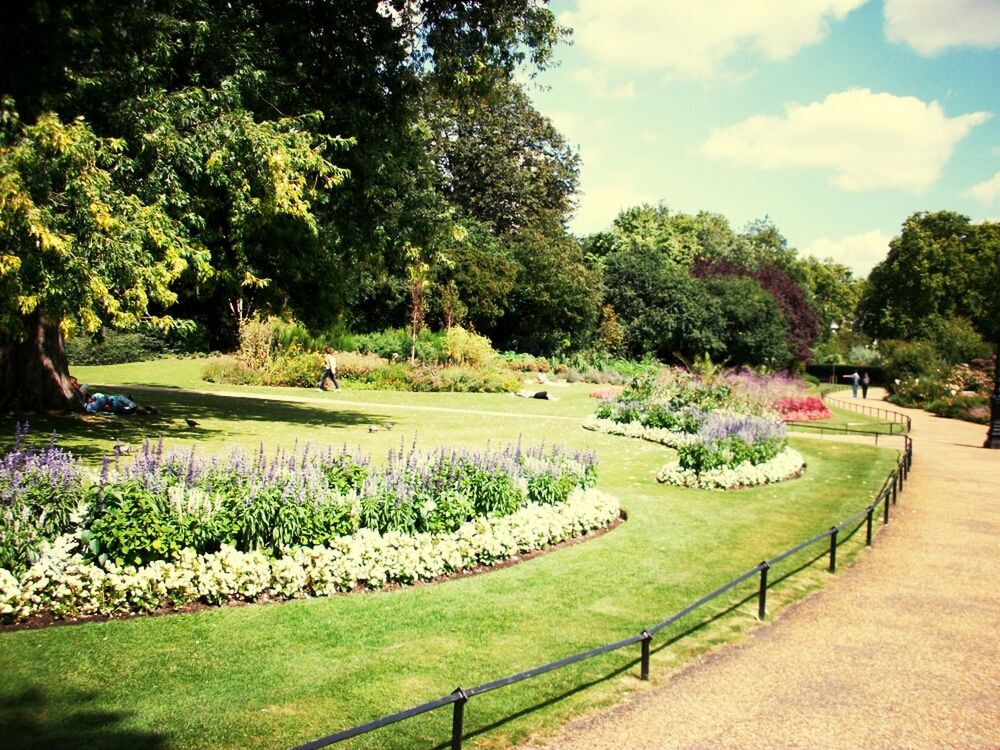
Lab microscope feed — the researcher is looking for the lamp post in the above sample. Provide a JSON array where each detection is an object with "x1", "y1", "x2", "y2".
[{"x1": 987, "y1": 252, "x2": 1000, "y2": 448}]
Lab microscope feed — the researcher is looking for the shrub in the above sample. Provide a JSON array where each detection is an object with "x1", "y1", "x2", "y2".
[
  {"x1": 887, "y1": 376, "x2": 946, "y2": 407},
  {"x1": 926, "y1": 317, "x2": 990, "y2": 366},
  {"x1": 500, "y1": 352, "x2": 550, "y2": 373},
  {"x1": 201, "y1": 356, "x2": 263, "y2": 385},
  {"x1": 926, "y1": 393, "x2": 991, "y2": 424},
  {"x1": 264, "y1": 347, "x2": 322, "y2": 387},
  {"x1": 237, "y1": 316, "x2": 281, "y2": 369},
  {"x1": 441, "y1": 326, "x2": 497, "y2": 367},
  {"x1": 353, "y1": 328, "x2": 443, "y2": 363},
  {"x1": 880, "y1": 339, "x2": 943, "y2": 382},
  {"x1": 66, "y1": 330, "x2": 166, "y2": 365}
]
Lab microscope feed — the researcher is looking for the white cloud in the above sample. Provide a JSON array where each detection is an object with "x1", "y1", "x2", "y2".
[
  {"x1": 571, "y1": 68, "x2": 636, "y2": 100},
  {"x1": 571, "y1": 176, "x2": 659, "y2": 235},
  {"x1": 561, "y1": 0, "x2": 866, "y2": 79},
  {"x1": 964, "y1": 170, "x2": 1000, "y2": 205},
  {"x1": 804, "y1": 229, "x2": 892, "y2": 277},
  {"x1": 699, "y1": 88, "x2": 991, "y2": 192},
  {"x1": 884, "y1": 0, "x2": 1000, "y2": 55}
]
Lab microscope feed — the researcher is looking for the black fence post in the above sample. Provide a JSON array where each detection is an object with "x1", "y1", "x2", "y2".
[
  {"x1": 757, "y1": 562, "x2": 770, "y2": 620},
  {"x1": 866, "y1": 506, "x2": 874, "y2": 546},
  {"x1": 451, "y1": 688, "x2": 468, "y2": 750},
  {"x1": 892, "y1": 473, "x2": 898, "y2": 505},
  {"x1": 828, "y1": 527, "x2": 838, "y2": 573},
  {"x1": 883, "y1": 489, "x2": 890, "y2": 525},
  {"x1": 640, "y1": 630, "x2": 652, "y2": 681}
]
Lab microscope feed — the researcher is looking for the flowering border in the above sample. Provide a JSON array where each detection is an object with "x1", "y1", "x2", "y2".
[
  {"x1": 581, "y1": 416, "x2": 699, "y2": 448},
  {"x1": 655, "y1": 447, "x2": 806, "y2": 490},
  {"x1": 0, "y1": 488, "x2": 620, "y2": 623}
]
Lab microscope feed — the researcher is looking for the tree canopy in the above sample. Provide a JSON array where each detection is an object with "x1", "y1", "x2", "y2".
[{"x1": 859, "y1": 211, "x2": 1000, "y2": 342}]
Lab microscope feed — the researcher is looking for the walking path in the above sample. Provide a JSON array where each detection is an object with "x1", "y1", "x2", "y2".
[{"x1": 523, "y1": 394, "x2": 1000, "y2": 749}]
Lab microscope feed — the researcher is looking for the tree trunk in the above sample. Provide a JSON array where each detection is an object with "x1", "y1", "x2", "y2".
[{"x1": 0, "y1": 308, "x2": 78, "y2": 413}]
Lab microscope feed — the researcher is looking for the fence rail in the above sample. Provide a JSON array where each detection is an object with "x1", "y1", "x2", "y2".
[
  {"x1": 292, "y1": 420, "x2": 914, "y2": 750},
  {"x1": 826, "y1": 394, "x2": 912, "y2": 433}
]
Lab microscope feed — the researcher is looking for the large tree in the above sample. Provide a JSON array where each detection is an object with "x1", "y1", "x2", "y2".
[
  {"x1": 0, "y1": 0, "x2": 568, "y2": 408},
  {"x1": 858, "y1": 211, "x2": 1000, "y2": 341}
]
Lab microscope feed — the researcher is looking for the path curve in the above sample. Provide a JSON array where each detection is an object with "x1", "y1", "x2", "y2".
[{"x1": 522, "y1": 397, "x2": 1000, "y2": 749}]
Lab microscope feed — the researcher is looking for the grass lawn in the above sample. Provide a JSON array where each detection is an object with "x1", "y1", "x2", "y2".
[{"x1": 0, "y1": 360, "x2": 902, "y2": 750}]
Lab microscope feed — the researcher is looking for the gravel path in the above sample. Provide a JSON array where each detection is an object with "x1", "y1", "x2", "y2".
[{"x1": 522, "y1": 394, "x2": 1000, "y2": 750}]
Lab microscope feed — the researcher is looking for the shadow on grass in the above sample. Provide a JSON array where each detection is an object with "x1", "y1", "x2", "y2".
[
  {"x1": 1, "y1": 687, "x2": 167, "y2": 750},
  {"x1": 0, "y1": 389, "x2": 389, "y2": 464}
]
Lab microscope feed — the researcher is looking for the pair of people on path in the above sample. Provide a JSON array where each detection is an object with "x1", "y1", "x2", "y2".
[
  {"x1": 843, "y1": 370, "x2": 871, "y2": 399},
  {"x1": 317, "y1": 346, "x2": 340, "y2": 391}
]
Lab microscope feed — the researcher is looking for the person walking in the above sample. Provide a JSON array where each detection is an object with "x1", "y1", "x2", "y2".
[
  {"x1": 842, "y1": 370, "x2": 860, "y2": 398},
  {"x1": 317, "y1": 346, "x2": 341, "y2": 391},
  {"x1": 861, "y1": 371, "x2": 871, "y2": 399}
]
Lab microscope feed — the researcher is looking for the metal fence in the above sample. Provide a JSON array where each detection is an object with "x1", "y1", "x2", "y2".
[
  {"x1": 292, "y1": 429, "x2": 914, "y2": 750},
  {"x1": 826, "y1": 395, "x2": 912, "y2": 433}
]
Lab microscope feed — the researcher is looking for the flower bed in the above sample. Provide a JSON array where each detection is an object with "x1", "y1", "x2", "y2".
[
  {"x1": 772, "y1": 395, "x2": 832, "y2": 422},
  {"x1": 587, "y1": 370, "x2": 807, "y2": 490},
  {"x1": 0, "y1": 488, "x2": 619, "y2": 621},
  {"x1": 655, "y1": 447, "x2": 805, "y2": 490},
  {"x1": 1, "y1": 428, "x2": 620, "y2": 622},
  {"x1": 581, "y1": 415, "x2": 700, "y2": 448}
]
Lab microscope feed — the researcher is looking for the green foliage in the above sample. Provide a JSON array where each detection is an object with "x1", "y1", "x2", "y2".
[
  {"x1": 66, "y1": 331, "x2": 166, "y2": 366},
  {"x1": 460, "y1": 465, "x2": 522, "y2": 517},
  {"x1": 408, "y1": 365, "x2": 520, "y2": 393},
  {"x1": 0, "y1": 433, "x2": 87, "y2": 574},
  {"x1": 441, "y1": 326, "x2": 497, "y2": 367},
  {"x1": 263, "y1": 347, "x2": 322, "y2": 388},
  {"x1": 886, "y1": 376, "x2": 946, "y2": 407},
  {"x1": 0, "y1": 110, "x2": 197, "y2": 336},
  {"x1": 925, "y1": 393, "x2": 991, "y2": 424},
  {"x1": 352, "y1": 328, "x2": 443, "y2": 363},
  {"x1": 415, "y1": 490, "x2": 475, "y2": 534},
  {"x1": 85, "y1": 482, "x2": 193, "y2": 568},
  {"x1": 879, "y1": 339, "x2": 944, "y2": 381},
  {"x1": 924, "y1": 317, "x2": 990, "y2": 366},
  {"x1": 859, "y1": 212, "x2": 1000, "y2": 342},
  {"x1": 677, "y1": 436, "x2": 784, "y2": 474},
  {"x1": 526, "y1": 473, "x2": 578, "y2": 506}
]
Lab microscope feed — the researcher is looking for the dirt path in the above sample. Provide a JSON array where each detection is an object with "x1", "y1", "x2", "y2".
[{"x1": 522, "y1": 396, "x2": 1000, "y2": 750}]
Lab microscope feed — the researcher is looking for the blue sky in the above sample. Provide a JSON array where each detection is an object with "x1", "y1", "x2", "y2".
[{"x1": 526, "y1": 0, "x2": 1000, "y2": 276}]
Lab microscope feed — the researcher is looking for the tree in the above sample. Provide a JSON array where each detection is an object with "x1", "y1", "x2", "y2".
[
  {"x1": 492, "y1": 223, "x2": 602, "y2": 355},
  {"x1": 0, "y1": 113, "x2": 196, "y2": 411},
  {"x1": 603, "y1": 246, "x2": 719, "y2": 361},
  {"x1": 0, "y1": 0, "x2": 571, "y2": 407},
  {"x1": 696, "y1": 276, "x2": 791, "y2": 366},
  {"x1": 858, "y1": 212, "x2": 999, "y2": 341},
  {"x1": 693, "y1": 258, "x2": 818, "y2": 362},
  {"x1": 796, "y1": 255, "x2": 863, "y2": 337},
  {"x1": 425, "y1": 80, "x2": 579, "y2": 236}
]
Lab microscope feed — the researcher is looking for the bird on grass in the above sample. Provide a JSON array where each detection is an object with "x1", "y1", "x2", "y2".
[
  {"x1": 368, "y1": 425, "x2": 380, "y2": 433},
  {"x1": 112, "y1": 441, "x2": 131, "y2": 457},
  {"x1": 383, "y1": 422, "x2": 395, "y2": 431},
  {"x1": 185, "y1": 418, "x2": 199, "y2": 428}
]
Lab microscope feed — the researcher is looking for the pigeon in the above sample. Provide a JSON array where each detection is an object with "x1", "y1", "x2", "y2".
[
  {"x1": 368, "y1": 425, "x2": 381, "y2": 433},
  {"x1": 383, "y1": 422, "x2": 395, "y2": 431},
  {"x1": 185, "y1": 418, "x2": 199, "y2": 428}
]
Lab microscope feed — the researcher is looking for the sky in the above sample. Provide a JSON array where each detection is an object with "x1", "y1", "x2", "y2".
[{"x1": 525, "y1": 0, "x2": 1000, "y2": 277}]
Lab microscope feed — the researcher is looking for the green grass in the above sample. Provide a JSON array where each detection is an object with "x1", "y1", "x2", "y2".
[{"x1": 0, "y1": 359, "x2": 902, "y2": 750}]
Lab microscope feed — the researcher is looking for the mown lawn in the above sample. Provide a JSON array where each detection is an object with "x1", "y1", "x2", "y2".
[{"x1": 0, "y1": 360, "x2": 901, "y2": 750}]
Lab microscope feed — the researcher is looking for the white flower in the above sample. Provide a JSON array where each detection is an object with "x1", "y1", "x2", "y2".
[
  {"x1": 656, "y1": 447, "x2": 806, "y2": 490},
  {"x1": 2, "y1": 490, "x2": 620, "y2": 622}
]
